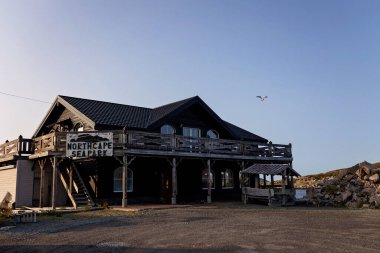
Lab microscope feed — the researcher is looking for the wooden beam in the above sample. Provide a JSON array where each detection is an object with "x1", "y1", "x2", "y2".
[
  {"x1": 171, "y1": 157, "x2": 177, "y2": 205},
  {"x1": 281, "y1": 170, "x2": 286, "y2": 206},
  {"x1": 271, "y1": 175, "x2": 274, "y2": 187},
  {"x1": 51, "y1": 157, "x2": 57, "y2": 209},
  {"x1": 207, "y1": 159, "x2": 212, "y2": 203},
  {"x1": 122, "y1": 155, "x2": 128, "y2": 208},
  {"x1": 263, "y1": 174, "x2": 267, "y2": 188},
  {"x1": 125, "y1": 149, "x2": 293, "y2": 162},
  {"x1": 38, "y1": 159, "x2": 46, "y2": 208},
  {"x1": 254, "y1": 174, "x2": 259, "y2": 188}
]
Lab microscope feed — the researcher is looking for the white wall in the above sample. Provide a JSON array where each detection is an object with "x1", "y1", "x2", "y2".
[
  {"x1": 0, "y1": 166, "x2": 17, "y2": 207},
  {"x1": 15, "y1": 159, "x2": 34, "y2": 207}
]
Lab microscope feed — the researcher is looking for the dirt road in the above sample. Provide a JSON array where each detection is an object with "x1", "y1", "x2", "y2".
[{"x1": 1, "y1": 203, "x2": 380, "y2": 253}]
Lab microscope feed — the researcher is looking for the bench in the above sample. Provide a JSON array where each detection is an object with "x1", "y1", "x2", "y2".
[{"x1": 242, "y1": 187, "x2": 275, "y2": 205}]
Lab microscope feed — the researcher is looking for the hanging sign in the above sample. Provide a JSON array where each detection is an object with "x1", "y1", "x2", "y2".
[{"x1": 66, "y1": 132, "x2": 113, "y2": 157}]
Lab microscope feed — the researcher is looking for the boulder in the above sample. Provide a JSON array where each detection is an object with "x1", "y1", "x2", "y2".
[
  {"x1": 361, "y1": 187, "x2": 376, "y2": 196},
  {"x1": 369, "y1": 173, "x2": 379, "y2": 183},
  {"x1": 341, "y1": 191, "x2": 352, "y2": 202},
  {"x1": 0, "y1": 192, "x2": 13, "y2": 210}
]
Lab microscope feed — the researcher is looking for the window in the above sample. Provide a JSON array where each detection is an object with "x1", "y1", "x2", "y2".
[
  {"x1": 202, "y1": 168, "x2": 215, "y2": 189},
  {"x1": 183, "y1": 127, "x2": 201, "y2": 138},
  {"x1": 161, "y1": 124, "x2": 175, "y2": 135},
  {"x1": 113, "y1": 167, "x2": 133, "y2": 192},
  {"x1": 73, "y1": 123, "x2": 84, "y2": 132},
  {"x1": 221, "y1": 169, "x2": 234, "y2": 189},
  {"x1": 206, "y1": 129, "x2": 219, "y2": 139}
]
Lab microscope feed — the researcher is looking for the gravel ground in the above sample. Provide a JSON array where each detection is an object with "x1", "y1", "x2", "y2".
[{"x1": 1, "y1": 202, "x2": 380, "y2": 253}]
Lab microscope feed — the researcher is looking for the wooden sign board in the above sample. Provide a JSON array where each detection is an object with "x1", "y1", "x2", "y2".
[{"x1": 66, "y1": 132, "x2": 113, "y2": 158}]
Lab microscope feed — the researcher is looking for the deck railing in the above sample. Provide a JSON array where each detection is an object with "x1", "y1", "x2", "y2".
[
  {"x1": 0, "y1": 130, "x2": 292, "y2": 159},
  {"x1": 0, "y1": 136, "x2": 34, "y2": 158},
  {"x1": 126, "y1": 131, "x2": 291, "y2": 157}
]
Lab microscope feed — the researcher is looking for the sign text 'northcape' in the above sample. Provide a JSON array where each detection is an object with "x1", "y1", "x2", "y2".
[{"x1": 66, "y1": 133, "x2": 113, "y2": 157}]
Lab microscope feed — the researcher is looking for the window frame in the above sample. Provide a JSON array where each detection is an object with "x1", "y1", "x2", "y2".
[
  {"x1": 183, "y1": 127, "x2": 201, "y2": 138},
  {"x1": 73, "y1": 123, "x2": 84, "y2": 132},
  {"x1": 206, "y1": 129, "x2": 219, "y2": 139},
  {"x1": 202, "y1": 168, "x2": 215, "y2": 189},
  {"x1": 160, "y1": 124, "x2": 175, "y2": 135},
  {"x1": 221, "y1": 168, "x2": 234, "y2": 189},
  {"x1": 113, "y1": 167, "x2": 133, "y2": 193}
]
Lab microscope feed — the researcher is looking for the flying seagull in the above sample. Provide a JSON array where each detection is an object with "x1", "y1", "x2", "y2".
[{"x1": 256, "y1": 96, "x2": 268, "y2": 102}]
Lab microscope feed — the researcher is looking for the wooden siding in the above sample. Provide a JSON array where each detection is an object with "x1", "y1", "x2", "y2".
[
  {"x1": 0, "y1": 166, "x2": 17, "y2": 205},
  {"x1": 15, "y1": 160, "x2": 34, "y2": 207},
  {"x1": 54, "y1": 108, "x2": 94, "y2": 133}
]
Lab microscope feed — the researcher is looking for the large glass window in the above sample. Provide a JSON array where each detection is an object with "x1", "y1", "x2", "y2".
[
  {"x1": 221, "y1": 169, "x2": 234, "y2": 189},
  {"x1": 161, "y1": 124, "x2": 175, "y2": 135},
  {"x1": 113, "y1": 167, "x2": 133, "y2": 192},
  {"x1": 183, "y1": 127, "x2": 201, "y2": 138},
  {"x1": 206, "y1": 129, "x2": 219, "y2": 139},
  {"x1": 202, "y1": 168, "x2": 215, "y2": 189}
]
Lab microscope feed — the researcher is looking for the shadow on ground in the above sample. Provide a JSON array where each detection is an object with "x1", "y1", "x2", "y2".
[{"x1": 0, "y1": 245, "x2": 257, "y2": 253}]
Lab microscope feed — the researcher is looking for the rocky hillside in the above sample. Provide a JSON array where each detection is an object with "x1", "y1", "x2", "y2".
[
  {"x1": 304, "y1": 161, "x2": 380, "y2": 208},
  {"x1": 295, "y1": 162, "x2": 380, "y2": 188}
]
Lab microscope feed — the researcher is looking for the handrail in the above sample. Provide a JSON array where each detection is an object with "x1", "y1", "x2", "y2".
[
  {"x1": 0, "y1": 130, "x2": 292, "y2": 159},
  {"x1": 0, "y1": 135, "x2": 34, "y2": 158}
]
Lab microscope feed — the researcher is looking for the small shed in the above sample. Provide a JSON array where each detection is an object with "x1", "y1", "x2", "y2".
[{"x1": 240, "y1": 164, "x2": 301, "y2": 206}]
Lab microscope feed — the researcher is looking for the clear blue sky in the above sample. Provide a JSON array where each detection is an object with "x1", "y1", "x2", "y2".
[{"x1": 0, "y1": 0, "x2": 379, "y2": 175}]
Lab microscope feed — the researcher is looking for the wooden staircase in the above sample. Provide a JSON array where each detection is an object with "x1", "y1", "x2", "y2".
[{"x1": 57, "y1": 161, "x2": 95, "y2": 208}]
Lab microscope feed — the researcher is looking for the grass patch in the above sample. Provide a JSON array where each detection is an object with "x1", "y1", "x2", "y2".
[{"x1": 0, "y1": 209, "x2": 14, "y2": 225}]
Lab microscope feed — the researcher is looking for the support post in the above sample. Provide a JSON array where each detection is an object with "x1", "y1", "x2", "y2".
[
  {"x1": 38, "y1": 159, "x2": 46, "y2": 208},
  {"x1": 122, "y1": 155, "x2": 128, "y2": 208},
  {"x1": 281, "y1": 170, "x2": 286, "y2": 206},
  {"x1": 171, "y1": 157, "x2": 177, "y2": 205},
  {"x1": 207, "y1": 159, "x2": 212, "y2": 203},
  {"x1": 271, "y1": 175, "x2": 274, "y2": 187},
  {"x1": 263, "y1": 174, "x2": 267, "y2": 188},
  {"x1": 254, "y1": 174, "x2": 259, "y2": 188},
  {"x1": 69, "y1": 167, "x2": 73, "y2": 194},
  {"x1": 51, "y1": 157, "x2": 57, "y2": 209}
]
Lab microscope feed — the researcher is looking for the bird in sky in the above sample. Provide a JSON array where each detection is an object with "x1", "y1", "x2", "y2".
[{"x1": 256, "y1": 96, "x2": 268, "y2": 102}]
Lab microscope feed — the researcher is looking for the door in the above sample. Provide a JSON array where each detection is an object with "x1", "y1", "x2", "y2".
[{"x1": 160, "y1": 168, "x2": 172, "y2": 203}]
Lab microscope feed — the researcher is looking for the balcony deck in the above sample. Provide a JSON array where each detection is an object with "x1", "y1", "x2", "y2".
[{"x1": 0, "y1": 131, "x2": 292, "y2": 162}]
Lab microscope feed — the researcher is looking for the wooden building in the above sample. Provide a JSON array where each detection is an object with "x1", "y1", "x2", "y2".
[{"x1": 0, "y1": 95, "x2": 297, "y2": 208}]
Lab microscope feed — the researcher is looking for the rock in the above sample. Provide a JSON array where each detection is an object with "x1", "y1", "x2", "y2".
[
  {"x1": 341, "y1": 191, "x2": 352, "y2": 202},
  {"x1": 369, "y1": 194, "x2": 380, "y2": 208},
  {"x1": 334, "y1": 194, "x2": 343, "y2": 203},
  {"x1": 369, "y1": 174, "x2": 379, "y2": 183},
  {"x1": 376, "y1": 185, "x2": 380, "y2": 194},
  {"x1": 362, "y1": 187, "x2": 376, "y2": 196},
  {"x1": 370, "y1": 168, "x2": 380, "y2": 175},
  {"x1": 360, "y1": 161, "x2": 377, "y2": 175},
  {"x1": 0, "y1": 192, "x2": 13, "y2": 210},
  {"x1": 362, "y1": 204, "x2": 370, "y2": 208},
  {"x1": 345, "y1": 174, "x2": 354, "y2": 181},
  {"x1": 355, "y1": 169, "x2": 363, "y2": 178},
  {"x1": 364, "y1": 181, "x2": 372, "y2": 188}
]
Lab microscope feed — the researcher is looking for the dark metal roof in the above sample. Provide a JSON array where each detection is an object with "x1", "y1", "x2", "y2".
[
  {"x1": 223, "y1": 120, "x2": 267, "y2": 142},
  {"x1": 149, "y1": 96, "x2": 196, "y2": 125},
  {"x1": 59, "y1": 96, "x2": 152, "y2": 128},
  {"x1": 241, "y1": 164, "x2": 301, "y2": 177},
  {"x1": 57, "y1": 95, "x2": 269, "y2": 142}
]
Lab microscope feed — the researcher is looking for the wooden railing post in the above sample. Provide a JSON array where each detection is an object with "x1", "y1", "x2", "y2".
[{"x1": 18, "y1": 135, "x2": 23, "y2": 156}]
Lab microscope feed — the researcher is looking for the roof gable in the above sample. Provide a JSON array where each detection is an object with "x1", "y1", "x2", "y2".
[
  {"x1": 34, "y1": 95, "x2": 269, "y2": 142},
  {"x1": 149, "y1": 96, "x2": 196, "y2": 125}
]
